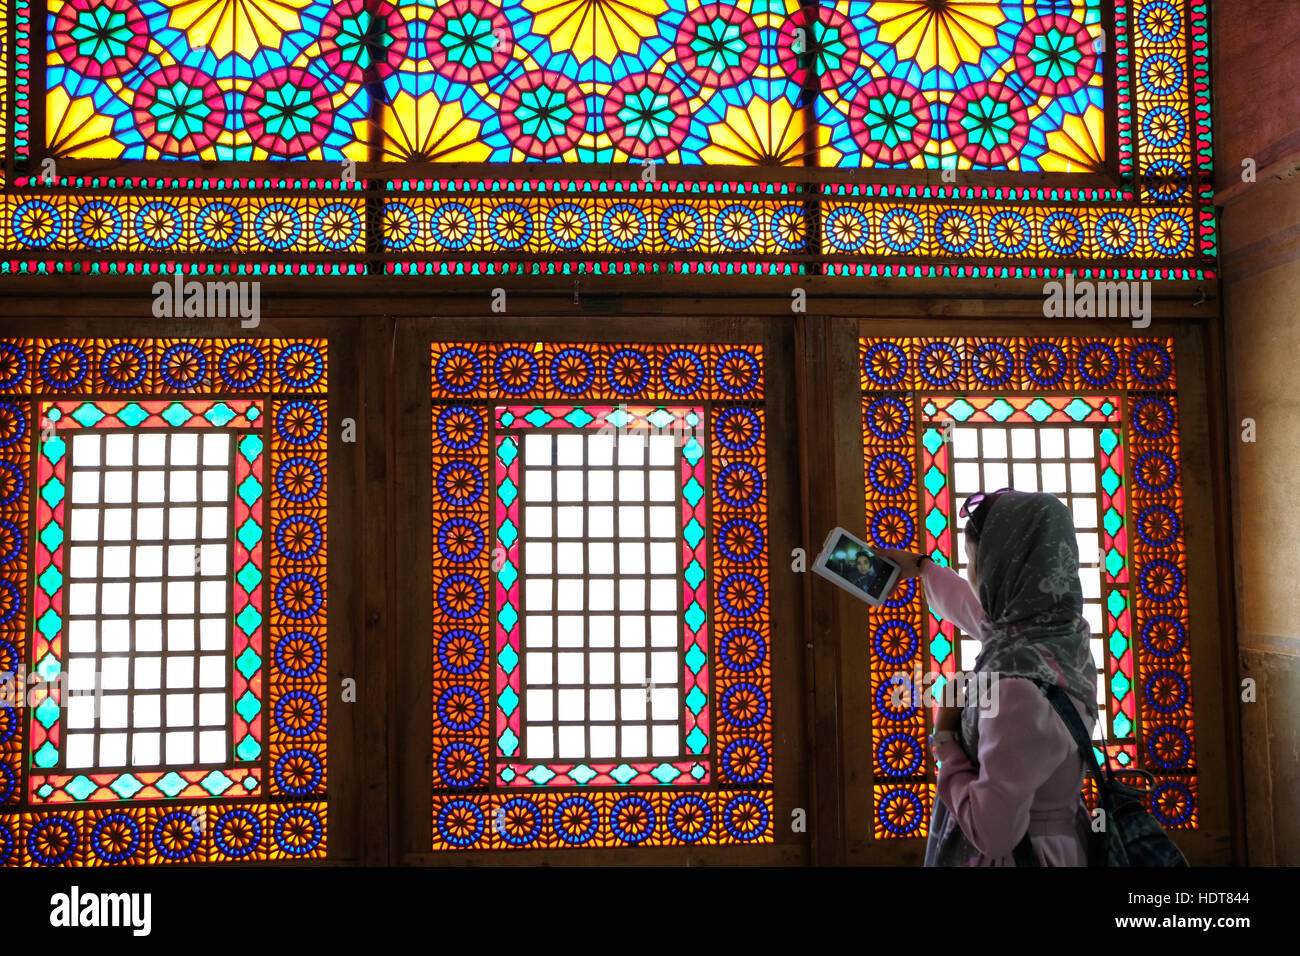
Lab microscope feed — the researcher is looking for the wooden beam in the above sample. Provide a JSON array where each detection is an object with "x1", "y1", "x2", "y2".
[
  {"x1": 1, "y1": 276, "x2": 1221, "y2": 321},
  {"x1": 358, "y1": 317, "x2": 397, "y2": 865}
]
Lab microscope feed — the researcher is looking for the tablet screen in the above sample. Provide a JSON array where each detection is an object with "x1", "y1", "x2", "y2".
[{"x1": 821, "y1": 532, "x2": 896, "y2": 600}]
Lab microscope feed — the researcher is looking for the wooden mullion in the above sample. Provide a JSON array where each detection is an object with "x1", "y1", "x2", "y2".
[
  {"x1": 794, "y1": 313, "x2": 847, "y2": 864},
  {"x1": 1200, "y1": 308, "x2": 1247, "y2": 864},
  {"x1": 355, "y1": 315, "x2": 396, "y2": 864}
]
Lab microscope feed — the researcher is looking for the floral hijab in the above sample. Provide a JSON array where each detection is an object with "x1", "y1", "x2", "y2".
[{"x1": 924, "y1": 490, "x2": 1098, "y2": 866}]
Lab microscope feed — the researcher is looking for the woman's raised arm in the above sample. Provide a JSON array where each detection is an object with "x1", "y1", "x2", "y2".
[
  {"x1": 874, "y1": 548, "x2": 990, "y2": 639},
  {"x1": 919, "y1": 560, "x2": 990, "y2": 639}
]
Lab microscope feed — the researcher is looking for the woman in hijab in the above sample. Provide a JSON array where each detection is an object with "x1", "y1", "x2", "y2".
[{"x1": 877, "y1": 489, "x2": 1099, "y2": 866}]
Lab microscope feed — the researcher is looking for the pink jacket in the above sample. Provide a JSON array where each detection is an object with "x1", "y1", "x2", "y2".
[{"x1": 922, "y1": 560, "x2": 1093, "y2": 866}]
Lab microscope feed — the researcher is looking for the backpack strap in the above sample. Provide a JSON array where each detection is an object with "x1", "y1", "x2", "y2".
[
  {"x1": 1039, "y1": 681, "x2": 1118, "y2": 867},
  {"x1": 1038, "y1": 682, "x2": 1109, "y2": 782},
  {"x1": 1012, "y1": 833, "x2": 1038, "y2": 866}
]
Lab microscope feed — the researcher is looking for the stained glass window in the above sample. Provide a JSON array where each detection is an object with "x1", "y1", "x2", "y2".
[
  {"x1": 506, "y1": 416, "x2": 702, "y2": 775},
  {"x1": 0, "y1": 339, "x2": 328, "y2": 866},
  {"x1": 44, "y1": 0, "x2": 370, "y2": 160},
  {"x1": 815, "y1": 1, "x2": 1107, "y2": 171},
  {"x1": 430, "y1": 343, "x2": 772, "y2": 849},
  {"x1": 0, "y1": 0, "x2": 9, "y2": 153},
  {"x1": 945, "y1": 416, "x2": 1111, "y2": 692},
  {"x1": 56, "y1": 428, "x2": 244, "y2": 772},
  {"x1": 43, "y1": 0, "x2": 1106, "y2": 168},
  {"x1": 0, "y1": 0, "x2": 1213, "y2": 277},
  {"x1": 860, "y1": 336, "x2": 1195, "y2": 839}
]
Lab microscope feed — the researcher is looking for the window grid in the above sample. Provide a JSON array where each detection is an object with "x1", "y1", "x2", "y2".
[
  {"x1": 518, "y1": 430, "x2": 683, "y2": 763},
  {"x1": 488, "y1": 402, "x2": 712, "y2": 789},
  {"x1": 61, "y1": 430, "x2": 235, "y2": 773},
  {"x1": 27, "y1": 397, "x2": 272, "y2": 805},
  {"x1": 947, "y1": 423, "x2": 1109, "y2": 734}
]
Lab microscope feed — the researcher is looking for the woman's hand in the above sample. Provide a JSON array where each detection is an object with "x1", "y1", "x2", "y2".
[
  {"x1": 875, "y1": 548, "x2": 926, "y2": 580},
  {"x1": 934, "y1": 705, "x2": 962, "y2": 733}
]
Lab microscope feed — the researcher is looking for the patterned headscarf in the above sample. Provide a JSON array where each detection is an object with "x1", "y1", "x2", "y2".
[{"x1": 924, "y1": 490, "x2": 1098, "y2": 866}]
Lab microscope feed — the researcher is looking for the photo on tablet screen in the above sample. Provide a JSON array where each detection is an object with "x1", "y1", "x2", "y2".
[{"x1": 818, "y1": 532, "x2": 898, "y2": 601}]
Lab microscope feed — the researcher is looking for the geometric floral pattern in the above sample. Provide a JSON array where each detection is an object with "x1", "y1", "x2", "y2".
[
  {"x1": 44, "y1": 0, "x2": 1104, "y2": 168},
  {"x1": 0, "y1": 338, "x2": 327, "y2": 866},
  {"x1": 430, "y1": 342, "x2": 772, "y2": 849},
  {"x1": 0, "y1": 0, "x2": 8, "y2": 155},
  {"x1": 814, "y1": 1, "x2": 1106, "y2": 170},
  {"x1": 0, "y1": 178, "x2": 1213, "y2": 279},
  {"x1": 4, "y1": 0, "x2": 1214, "y2": 277},
  {"x1": 859, "y1": 336, "x2": 1196, "y2": 840},
  {"x1": 28, "y1": 398, "x2": 266, "y2": 805},
  {"x1": 46, "y1": 0, "x2": 369, "y2": 159}
]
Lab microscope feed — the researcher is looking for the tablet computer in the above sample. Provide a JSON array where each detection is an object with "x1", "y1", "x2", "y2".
[{"x1": 812, "y1": 527, "x2": 902, "y2": 607}]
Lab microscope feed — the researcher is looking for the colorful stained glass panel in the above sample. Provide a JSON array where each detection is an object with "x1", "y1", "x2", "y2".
[
  {"x1": 494, "y1": 405, "x2": 709, "y2": 787},
  {"x1": 8, "y1": 1, "x2": 1215, "y2": 276},
  {"x1": 0, "y1": 339, "x2": 328, "y2": 866},
  {"x1": 41, "y1": 0, "x2": 1113, "y2": 170},
  {"x1": 28, "y1": 400, "x2": 265, "y2": 805},
  {"x1": 431, "y1": 343, "x2": 772, "y2": 849},
  {"x1": 45, "y1": 0, "x2": 371, "y2": 159},
  {"x1": 817, "y1": 0, "x2": 1107, "y2": 170},
  {"x1": 860, "y1": 336, "x2": 1195, "y2": 839}
]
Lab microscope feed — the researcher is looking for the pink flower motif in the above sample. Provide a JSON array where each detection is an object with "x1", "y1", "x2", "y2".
[
  {"x1": 50, "y1": 0, "x2": 149, "y2": 80},
  {"x1": 424, "y1": 0, "x2": 513, "y2": 85},
  {"x1": 777, "y1": 7, "x2": 862, "y2": 89},
  {"x1": 499, "y1": 71, "x2": 586, "y2": 159},
  {"x1": 675, "y1": 4, "x2": 760, "y2": 89},
  {"x1": 1013, "y1": 14, "x2": 1098, "y2": 99},
  {"x1": 243, "y1": 67, "x2": 333, "y2": 158},
  {"x1": 320, "y1": 0, "x2": 408, "y2": 85},
  {"x1": 848, "y1": 77, "x2": 932, "y2": 165},
  {"x1": 133, "y1": 65, "x2": 227, "y2": 157},
  {"x1": 603, "y1": 73, "x2": 690, "y2": 160}
]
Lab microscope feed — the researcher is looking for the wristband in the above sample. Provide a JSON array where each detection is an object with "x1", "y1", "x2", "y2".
[{"x1": 929, "y1": 730, "x2": 956, "y2": 748}]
